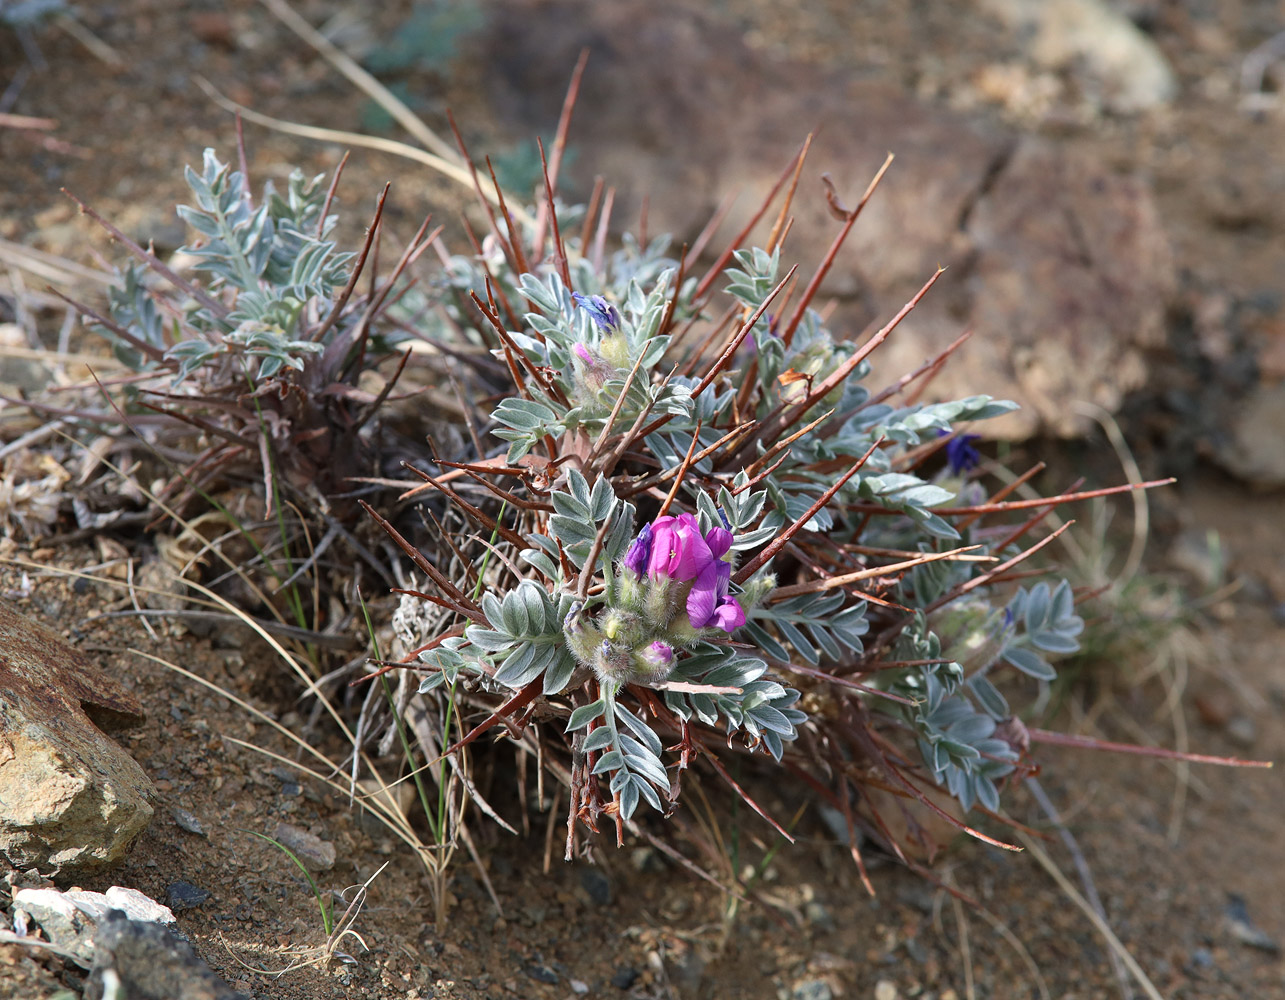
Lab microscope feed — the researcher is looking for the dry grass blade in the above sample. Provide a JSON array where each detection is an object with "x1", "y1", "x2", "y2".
[
  {"x1": 194, "y1": 77, "x2": 533, "y2": 227},
  {"x1": 1015, "y1": 827, "x2": 1165, "y2": 1000},
  {"x1": 258, "y1": 0, "x2": 458, "y2": 162}
]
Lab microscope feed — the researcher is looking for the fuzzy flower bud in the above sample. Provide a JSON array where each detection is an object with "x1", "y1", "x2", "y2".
[
  {"x1": 572, "y1": 342, "x2": 615, "y2": 394},
  {"x1": 939, "y1": 430, "x2": 981, "y2": 475},
  {"x1": 633, "y1": 640, "x2": 676, "y2": 682}
]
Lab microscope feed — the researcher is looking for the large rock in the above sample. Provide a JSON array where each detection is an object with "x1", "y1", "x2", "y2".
[
  {"x1": 85, "y1": 911, "x2": 248, "y2": 1000},
  {"x1": 984, "y1": 0, "x2": 1177, "y2": 114},
  {"x1": 470, "y1": 0, "x2": 1175, "y2": 438},
  {"x1": 0, "y1": 600, "x2": 154, "y2": 874},
  {"x1": 13, "y1": 885, "x2": 178, "y2": 966}
]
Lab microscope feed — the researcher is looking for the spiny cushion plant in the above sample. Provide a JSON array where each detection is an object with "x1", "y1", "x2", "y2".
[
  {"x1": 49, "y1": 146, "x2": 448, "y2": 629},
  {"x1": 360, "y1": 126, "x2": 1166, "y2": 875},
  {"x1": 70, "y1": 147, "x2": 433, "y2": 527},
  {"x1": 71, "y1": 124, "x2": 1161, "y2": 879}
]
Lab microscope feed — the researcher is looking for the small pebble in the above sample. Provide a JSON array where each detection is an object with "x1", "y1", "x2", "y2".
[
  {"x1": 171, "y1": 808, "x2": 206, "y2": 836},
  {"x1": 1190, "y1": 947, "x2": 1215, "y2": 969},
  {"x1": 165, "y1": 881, "x2": 210, "y2": 911},
  {"x1": 569, "y1": 979, "x2": 589, "y2": 995},
  {"x1": 1226, "y1": 893, "x2": 1281, "y2": 953},
  {"x1": 1225, "y1": 715, "x2": 1257, "y2": 748},
  {"x1": 523, "y1": 963, "x2": 558, "y2": 985},
  {"x1": 874, "y1": 981, "x2": 899, "y2": 1000},
  {"x1": 804, "y1": 900, "x2": 835, "y2": 931},
  {"x1": 611, "y1": 966, "x2": 640, "y2": 989},
  {"x1": 792, "y1": 979, "x2": 833, "y2": 1000},
  {"x1": 271, "y1": 823, "x2": 336, "y2": 871}
]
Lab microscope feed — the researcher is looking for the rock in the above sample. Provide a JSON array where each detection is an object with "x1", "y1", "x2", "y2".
[
  {"x1": 872, "y1": 980, "x2": 900, "y2": 1000},
  {"x1": 165, "y1": 881, "x2": 211, "y2": 912},
  {"x1": 171, "y1": 808, "x2": 206, "y2": 837},
  {"x1": 984, "y1": 0, "x2": 1177, "y2": 114},
  {"x1": 524, "y1": 963, "x2": 558, "y2": 984},
  {"x1": 578, "y1": 866, "x2": 612, "y2": 906},
  {"x1": 792, "y1": 980, "x2": 834, "y2": 1000},
  {"x1": 13, "y1": 885, "x2": 176, "y2": 966},
  {"x1": 610, "y1": 966, "x2": 640, "y2": 989},
  {"x1": 270, "y1": 822, "x2": 336, "y2": 872},
  {"x1": 1225, "y1": 716, "x2": 1257, "y2": 749},
  {"x1": 0, "y1": 600, "x2": 153, "y2": 874},
  {"x1": 1226, "y1": 893, "x2": 1281, "y2": 953},
  {"x1": 906, "y1": 136, "x2": 1171, "y2": 439},
  {"x1": 85, "y1": 910, "x2": 249, "y2": 1000},
  {"x1": 474, "y1": 0, "x2": 1174, "y2": 440},
  {"x1": 1214, "y1": 382, "x2": 1285, "y2": 488}
]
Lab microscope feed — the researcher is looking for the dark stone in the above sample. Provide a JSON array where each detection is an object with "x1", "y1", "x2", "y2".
[
  {"x1": 611, "y1": 966, "x2": 640, "y2": 990},
  {"x1": 1226, "y1": 893, "x2": 1281, "y2": 953},
  {"x1": 579, "y1": 866, "x2": 612, "y2": 906},
  {"x1": 166, "y1": 881, "x2": 210, "y2": 912},
  {"x1": 85, "y1": 911, "x2": 248, "y2": 1000}
]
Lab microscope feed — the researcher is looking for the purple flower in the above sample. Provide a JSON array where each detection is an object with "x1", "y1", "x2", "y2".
[
  {"x1": 572, "y1": 292, "x2": 621, "y2": 332},
  {"x1": 640, "y1": 512, "x2": 744, "y2": 633},
  {"x1": 940, "y1": 431, "x2": 981, "y2": 475},
  {"x1": 623, "y1": 522, "x2": 653, "y2": 577},
  {"x1": 647, "y1": 513, "x2": 710, "y2": 581}
]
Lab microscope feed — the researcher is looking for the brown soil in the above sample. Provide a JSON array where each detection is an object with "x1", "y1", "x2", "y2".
[{"x1": 2, "y1": 2, "x2": 1283, "y2": 999}]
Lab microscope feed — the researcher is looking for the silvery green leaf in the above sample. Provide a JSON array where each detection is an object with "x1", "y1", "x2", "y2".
[
  {"x1": 521, "y1": 548, "x2": 561, "y2": 581},
  {"x1": 493, "y1": 641, "x2": 542, "y2": 687},
  {"x1": 566, "y1": 698, "x2": 606, "y2": 731},
  {"x1": 517, "y1": 581, "x2": 547, "y2": 634},
  {"x1": 466, "y1": 627, "x2": 512, "y2": 653},
  {"x1": 593, "y1": 751, "x2": 624, "y2": 774},
  {"x1": 566, "y1": 469, "x2": 591, "y2": 511},
  {"x1": 542, "y1": 648, "x2": 576, "y2": 694},
  {"x1": 1003, "y1": 645, "x2": 1056, "y2": 681},
  {"x1": 421, "y1": 669, "x2": 451, "y2": 693},
  {"x1": 1024, "y1": 582, "x2": 1051, "y2": 634},
  {"x1": 967, "y1": 676, "x2": 1009, "y2": 718},
  {"x1": 589, "y1": 475, "x2": 616, "y2": 522},
  {"x1": 619, "y1": 781, "x2": 640, "y2": 820},
  {"x1": 501, "y1": 589, "x2": 528, "y2": 636},
  {"x1": 613, "y1": 703, "x2": 664, "y2": 758},
  {"x1": 582, "y1": 727, "x2": 615, "y2": 752},
  {"x1": 1029, "y1": 630, "x2": 1080, "y2": 654}
]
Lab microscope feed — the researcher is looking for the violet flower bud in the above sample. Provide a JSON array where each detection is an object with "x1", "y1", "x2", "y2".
[
  {"x1": 572, "y1": 291, "x2": 621, "y2": 332},
  {"x1": 642, "y1": 641, "x2": 674, "y2": 671},
  {"x1": 939, "y1": 430, "x2": 981, "y2": 475},
  {"x1": 623, "y1": 522, "x2": 654, "y2": 578}
]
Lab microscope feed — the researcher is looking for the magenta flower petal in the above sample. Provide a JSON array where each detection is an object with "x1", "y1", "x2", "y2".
[
  {"x1": 648, "y1": 513, "x2": 712, "y2": 581},
  {"x1": 644, "y1": 641, "x2": 674, "y2": 669},
  {"x1": 645, "y1": 516, "x2": 677, "y2": 578},
  {"x1": 686, "y1": 560, "x2": 721, "y2": 628},
  {"x1": 704, "y1": 525, "x2": 733, "y2": 559},
  {"x1": 711, "y1": 597, "x2": 745, "y2": 631}
]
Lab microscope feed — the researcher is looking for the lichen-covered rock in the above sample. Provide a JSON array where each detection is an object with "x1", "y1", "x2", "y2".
[{"x1": 0, "y1": 600, "x2": 153, "y2": 874}]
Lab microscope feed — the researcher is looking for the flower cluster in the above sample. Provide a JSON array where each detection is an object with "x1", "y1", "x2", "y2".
[
  {"x1": 623, "y1": 513, "x2": 744, "y2": 631},
  {"x1": 561, "y1": 511, "x2": 749, "y2": 688}
]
